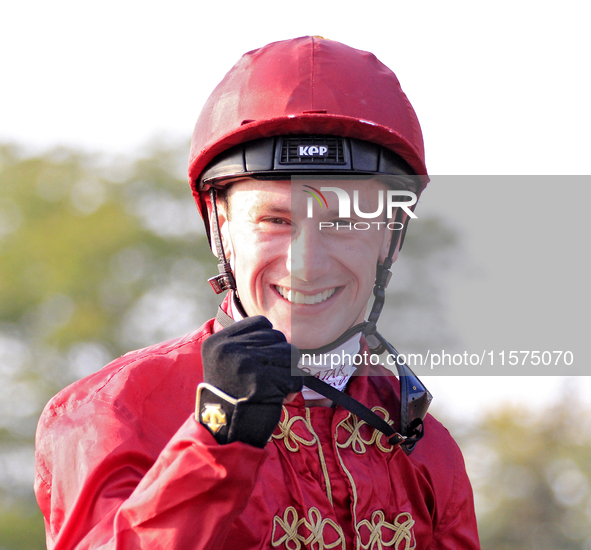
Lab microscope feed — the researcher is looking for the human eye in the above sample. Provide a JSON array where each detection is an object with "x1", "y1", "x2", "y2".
[
  {"x1": 329, "y1": 217, "x2": 354, "y2": 226},
  {"x1": 262, "y1": 217, "x2": 290, "y2": 225}
]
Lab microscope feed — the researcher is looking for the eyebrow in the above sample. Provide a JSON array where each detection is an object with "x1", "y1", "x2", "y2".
[{"x1": 249, "y1": 203, "x2": 292, "y2": 217}]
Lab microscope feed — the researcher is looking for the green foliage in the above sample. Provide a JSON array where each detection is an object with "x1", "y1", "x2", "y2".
[
  {"x1": 0, "y1": 506, "x2": 46, "y2": 550},
  {"x1": 0, "y1": 143, "x2": 216, "y2": 355},
  {"x1": 0, "y1": 141, "x2": 218, "y2": 548},
  {"x1": 456, "y1": 387, "x2": 591, "y2": 550}
]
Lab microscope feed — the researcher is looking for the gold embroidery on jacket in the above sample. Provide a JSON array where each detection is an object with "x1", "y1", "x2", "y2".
[
  {"x1": 272, "y1": 407, "x2": 333, "y2": 504},
  {"x1": 334, "y1": 421, "x2": 360, "y2": 531},
  {"x1": 333, "y1": 414, "x2": 417, "y2": 549},
  {"x1": 357, "y1": 511, "x2": 416, "y2": 550},
  {"x1": 271, "y1": 506, "x2": 346, "y2": 550},
  {"x1": 273, "y1": 407, "x2": 317, "y2": 452},
  {"x1": 335, "y1": 408, "x2": 395, "y2": 454}
]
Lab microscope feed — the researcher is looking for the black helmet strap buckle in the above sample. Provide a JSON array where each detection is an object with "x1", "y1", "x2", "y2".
[{"x1": 207, "y1": 188, "x2": 237, "y2": 294}]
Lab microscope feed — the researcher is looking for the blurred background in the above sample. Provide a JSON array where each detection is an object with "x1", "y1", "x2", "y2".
[{"x1": 1, "y1": 1, "x2": 590, "y2": 548}]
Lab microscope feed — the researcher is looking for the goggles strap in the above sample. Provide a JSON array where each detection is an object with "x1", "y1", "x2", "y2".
[
  {"x1": 207, "y1": 188, "x2": 237, "y2": 294},
  {"x1": 297, "y1": 371, "x2": 406, "y2": 447}
]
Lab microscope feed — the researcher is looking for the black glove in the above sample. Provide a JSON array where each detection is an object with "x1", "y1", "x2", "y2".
[{"x1": 196, "y1": 316, "x2": 302, "y2": 447}]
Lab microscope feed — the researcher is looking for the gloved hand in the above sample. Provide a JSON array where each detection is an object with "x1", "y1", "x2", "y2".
[{"x1": 197, "y1": 316, "x2": 302, "y2": 447}]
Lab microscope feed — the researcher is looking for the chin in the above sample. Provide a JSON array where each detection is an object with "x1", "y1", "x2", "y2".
[
  {"x1": 287, "y1": 321, "x2": 346, "y2": 351},
  {"x1": 265, "y1": 306, "x2": 362, "y2": 349}
]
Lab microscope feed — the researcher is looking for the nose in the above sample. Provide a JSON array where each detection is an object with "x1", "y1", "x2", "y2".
[{"x1": 287, "y1": 223, "x2": 328, "y2": 283}]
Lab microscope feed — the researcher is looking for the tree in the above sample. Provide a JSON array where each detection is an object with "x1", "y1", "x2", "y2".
[
  {"x1": 455, "y1": 382, "x2": 591, "y2": 550},
  {"x1": 0, "y1": 141, "x2": 218, "y2": 547}
]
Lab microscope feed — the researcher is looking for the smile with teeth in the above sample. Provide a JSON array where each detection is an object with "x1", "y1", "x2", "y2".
[{"x1": 276, "y1": 286, "x2": 337, "y2": 305}]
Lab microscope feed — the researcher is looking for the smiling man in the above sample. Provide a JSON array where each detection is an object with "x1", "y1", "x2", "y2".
[
  {"x1": 35, "y1": 37, "x2": 480, "y2": 549},
  {"x1": 216, "y1": 177, "x2": 394, "y2": 348}
]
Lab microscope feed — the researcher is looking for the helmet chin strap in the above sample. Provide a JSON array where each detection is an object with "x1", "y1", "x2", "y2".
[
  {"x1": 363, "y1": 207, "x2": 405, "y2": 340},
  {"x1": 207, "y1": 189, "x2": 237, "y2": 295}
]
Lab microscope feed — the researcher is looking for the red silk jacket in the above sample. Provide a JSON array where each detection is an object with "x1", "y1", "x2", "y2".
[{"x1": 35, "y1": 303, "x2": 480, "y2": 549}]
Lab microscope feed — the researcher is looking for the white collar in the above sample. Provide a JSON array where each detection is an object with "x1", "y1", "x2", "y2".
[{"x1": 298, "y1": 333, "x2": 361, "y2": 400}]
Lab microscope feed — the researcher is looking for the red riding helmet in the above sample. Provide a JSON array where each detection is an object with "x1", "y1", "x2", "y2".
[{"x1": 188, "y1": 36, "x2": 428, "y2": 239}]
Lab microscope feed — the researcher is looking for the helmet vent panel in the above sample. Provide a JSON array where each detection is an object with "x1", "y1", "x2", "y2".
[{"x1": 279, "y1": 136, "x2": 346, "y2": 165}]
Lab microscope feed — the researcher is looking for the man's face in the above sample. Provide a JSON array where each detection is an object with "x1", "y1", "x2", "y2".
[{"x1": 214, "y1": 178, "x2": 396, "y2": 349}]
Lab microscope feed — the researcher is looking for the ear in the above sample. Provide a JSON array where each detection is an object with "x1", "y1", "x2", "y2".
[{"x1": 208, "y1": 197, "x2": 233, "y2": 261}]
